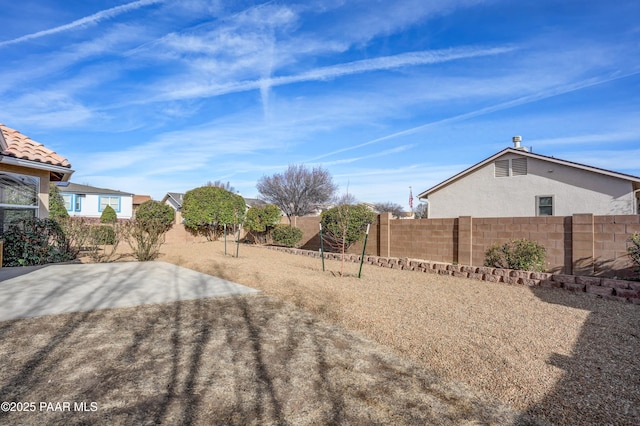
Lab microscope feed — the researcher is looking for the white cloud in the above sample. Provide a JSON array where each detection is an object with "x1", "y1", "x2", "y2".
[{"x1": 0, "y1": 0, "x2": 165, "y2": 47}]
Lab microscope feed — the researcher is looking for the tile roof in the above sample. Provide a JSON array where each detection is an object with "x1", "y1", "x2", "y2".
[{"x1": 0, "y1": 123, "x2": 71, "y2": 168}]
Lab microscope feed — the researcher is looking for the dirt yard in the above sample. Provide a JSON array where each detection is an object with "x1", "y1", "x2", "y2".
[
  {"x1": 1, "y1": 240, "x2": 638, "y2": 425},
  {"x1": 158, "y1": 240, "x2": 640, "y2": 425}
]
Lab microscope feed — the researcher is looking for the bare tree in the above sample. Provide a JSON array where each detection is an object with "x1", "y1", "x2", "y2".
[
  {"x1": 257, "y1": 164, "x2": 338, "y2": 224},
  {"x1": 206, "y1": 180, "x2": 236, "y2": 193},
  {"x1": 414, "y1": 203, "x2": 428, "y2": 219},
  {"x1": 373, "y1": 202, "x2": 405, "y2": 219}
]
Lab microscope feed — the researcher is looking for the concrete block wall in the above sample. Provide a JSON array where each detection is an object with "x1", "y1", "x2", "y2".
[
  {"x1": 271, "y1": 213, "x2": 639, "y2": 278},
  {"x1": 264, "y1": 246, "x2": 640, "y2": 305}
]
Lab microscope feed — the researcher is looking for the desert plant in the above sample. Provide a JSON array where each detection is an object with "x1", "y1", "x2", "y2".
[
  {"x1": 49, "y1": 182, "x2": 69, "y2": 221},
  {"x1": 627, "y1": 232, "x2": 640, "y2": 276},
  {"x1": 485, "y1": 239, "x2": 546, "y2": 272},
  {"x1": 56, "y1": 217, "x2": 91, "y2": 258},
  {"x1": 91, "y1": 225, "x2": 116, "y2": 245},
  {"x1": 85, "y1": 223, "x2": 124, "y2": 263},
  {"x1": 245, "y1": 204, "x2": 282, "y2": 244},
  {"x1": 123, "y1": 218, "x2": 169, "y2": 261},
  {"x1": 100, "y1": 205, "x2": 118, "y2": 223},
  {"x1": 2, "y1": 218, "x2": 74, "y2": 266},
  {"x1": 271, "y1": 224, "x2": 303, "y2": 248}
]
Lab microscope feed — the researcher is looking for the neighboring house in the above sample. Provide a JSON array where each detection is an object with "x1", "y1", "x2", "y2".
[
  {"x1": 162, "y1": 192, "x2": 185, "y2": 223},
  {"x1": 0, "y1": 123, "x2": 74, "y2": 232},
  {"x1": 132, "y1": 195, "x2": 152, "y2": 214},
  {"x1": 56, "y1": 182, "x2": 134, "y2": 219},
  {"x1": 418, "y1": 137, "x2": 640, "y2": 218}
]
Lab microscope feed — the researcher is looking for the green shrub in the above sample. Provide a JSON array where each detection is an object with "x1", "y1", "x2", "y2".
[
  {"x1": 91, "y1": 225, "x2": 116, "y2": 245},
  {"x1": 320, "y1": 204, "x2": 376, "y2": 250},
  {"x1": 627, "y1": 232, "x2": 640, "y2": 277},
  {"x1": 49, "y1": 182, "x2": 69, "y2": 221},
  {"x1": 135, "y1": 200, "x2": 175, "y2": 232},
  {"x1": 182, "y1": 186, "x2": 246, "y2": 240},
  {"x1": 100, "y1": 205, "x2": 118, "y2": 223},
  {"x1": 271, "y1": 224, "x2": 303, "y2": 248},
  {"x1": 485, "y1": 239, "x2": 546, "y2": 272},
  {"x1": 2, "y1": 218, "x2": 73, "y2": 266},
  {"x1": 245, "y1": 204, "x2": 282, "y2": 244}
]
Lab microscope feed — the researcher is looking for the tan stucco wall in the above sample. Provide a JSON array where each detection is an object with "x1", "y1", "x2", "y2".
[
  {"x1": 0, "y1": 163, "x2": 50, "y2": 219},
  {"x1": 427, "y1": 153, "x2": 636, "y2": 218}
]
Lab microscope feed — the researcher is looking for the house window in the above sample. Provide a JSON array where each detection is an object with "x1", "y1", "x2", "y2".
[
  {"x1": 74, "y1": 195, "x2": 83, "y2": 212},
  {"x1": 63, "y1": 194, "x2": 73, "y2": 211},
  {"x1": 0, "y1": 172, "x2": 39, "y2": 233},
  {"x1": 99, "y1": 196, "x2": 121, "y2": 212},
  {"x1": 62, "y1": 194, "x2": 83, "y2": 212},
  {"x1": 537, "y1": 196, "x2": 554, "y2": 216},
  {"x1": 495, "y1": 158, "x2": 528, "y2": 177}
]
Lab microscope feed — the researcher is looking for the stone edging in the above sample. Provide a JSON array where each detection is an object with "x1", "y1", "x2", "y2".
[{"x1": 264, "y1": 246, "x2": 640, "y2": 305}]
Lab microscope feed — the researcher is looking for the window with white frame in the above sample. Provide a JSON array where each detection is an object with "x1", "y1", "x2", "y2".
[
  {"x1": 99, "y1": 196, "x2": 121, "y2": 212},
  {"x1": 536, "y1": 195, "x2": 554, "y2": 216},
  {"x1": 62, "y1": 194, "x2": 73, "y2": 211},
  {"x1": 62, "y1": 193, "x2": 83, "y2": 212},
  {"x1": 0, "y1": 172, "x2": 39, "y2": 233}
]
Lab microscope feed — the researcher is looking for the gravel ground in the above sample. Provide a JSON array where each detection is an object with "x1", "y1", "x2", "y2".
[{"x1": 158, "y1": 241, "x2": 640, "y2": 426}]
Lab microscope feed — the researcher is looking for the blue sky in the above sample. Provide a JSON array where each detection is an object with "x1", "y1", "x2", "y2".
[{"x1": 1, "y1": 0, "x2": 639, "y2": 209}]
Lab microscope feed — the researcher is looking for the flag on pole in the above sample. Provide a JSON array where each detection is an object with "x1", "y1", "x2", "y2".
[{"x1": 409, "y1": 186, "x2": 414, "y2": 210}]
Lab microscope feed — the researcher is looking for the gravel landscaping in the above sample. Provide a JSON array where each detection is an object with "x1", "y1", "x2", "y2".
[{"x1": 159, "y1": 240, "x2": 640, "y2": 425}]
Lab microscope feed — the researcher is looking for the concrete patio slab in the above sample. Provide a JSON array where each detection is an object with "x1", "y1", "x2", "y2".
[{"x1": 0, "y1": 261, "x2": 259, "y2": 321}]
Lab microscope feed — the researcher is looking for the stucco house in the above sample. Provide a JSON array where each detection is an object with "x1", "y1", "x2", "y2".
[
  {"x1": 418, "y1": 137, "x2": 640, "y2": 218},
  {"x1": 56, "y1": 182, "x2": 134, "y2": 220},
  {"x1": 0, "y1": 124, "x2": 74, "y2": 232}
]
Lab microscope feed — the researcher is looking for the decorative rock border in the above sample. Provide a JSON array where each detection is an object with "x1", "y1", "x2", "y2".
[{"x1": 264, "y1": 246, "x2": 640, "y2": 305}]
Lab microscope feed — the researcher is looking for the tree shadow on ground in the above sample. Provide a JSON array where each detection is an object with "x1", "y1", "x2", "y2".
[
  {"x1": 519, "y1": 287, "x2": 640, "y2": 425},
  {"x1": 0, "y1": 262, "x2": 530, "y2": 425}
]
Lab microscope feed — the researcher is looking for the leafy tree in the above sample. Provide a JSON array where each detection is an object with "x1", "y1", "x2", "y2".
[
  {"x1": 414, "y1": 203, "x2": 428, "y2": 219},
  {"x1": 100, "y1": 205, "x2": 118, "y2": 223},
  {"x1": 321, "y1": 203, "x2": 376, "y2": 276},
  {"x1": 182, "y1": 186, "x2": 246, "y2": 240},
  {"x1": 256, "y1": 164, "x2": 337, "y2": 224},
  {"x1": 245, "y1": 204, "x2": 282, "y2": 244},
  {"x1": 373, "y1": 202, "x2": 404, "y2": 219},
  {"x1": 135, "y1": 200, "x2": 175, "y2": 232},
  {"x1": 321, "y1": 203, "x2": 376, "y2": 250},
  {"x1": 48, "y1": 182, "x2": 69, "y2": 221}
]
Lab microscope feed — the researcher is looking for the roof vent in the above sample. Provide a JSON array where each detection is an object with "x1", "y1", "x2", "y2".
[{"x1": 512, "y1": 136, "x2": 528, "y2": 151}]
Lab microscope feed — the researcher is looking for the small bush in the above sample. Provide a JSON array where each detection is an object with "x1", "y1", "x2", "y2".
[
  {"x1": 628, "y1": 232, "x2": 640, "y2": 277},
  {"x1": 2, "y1": 218, "x2": 73, "y2": 266},
  {"x1": 100, "y1": 205, "x2": 118, "y2": 223},
  {"x1": 124, "y1": 218, "x2": 171, "y2": 261},
  {"x1": 91, "y1": 225, "x2": 116, "y2": 245},
  {"x1": 485, "y1": 239, "x2": 546, "y2": 272},
  {"x1": 271, "y1": 224, "x2": 303, "y2": 248}
]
